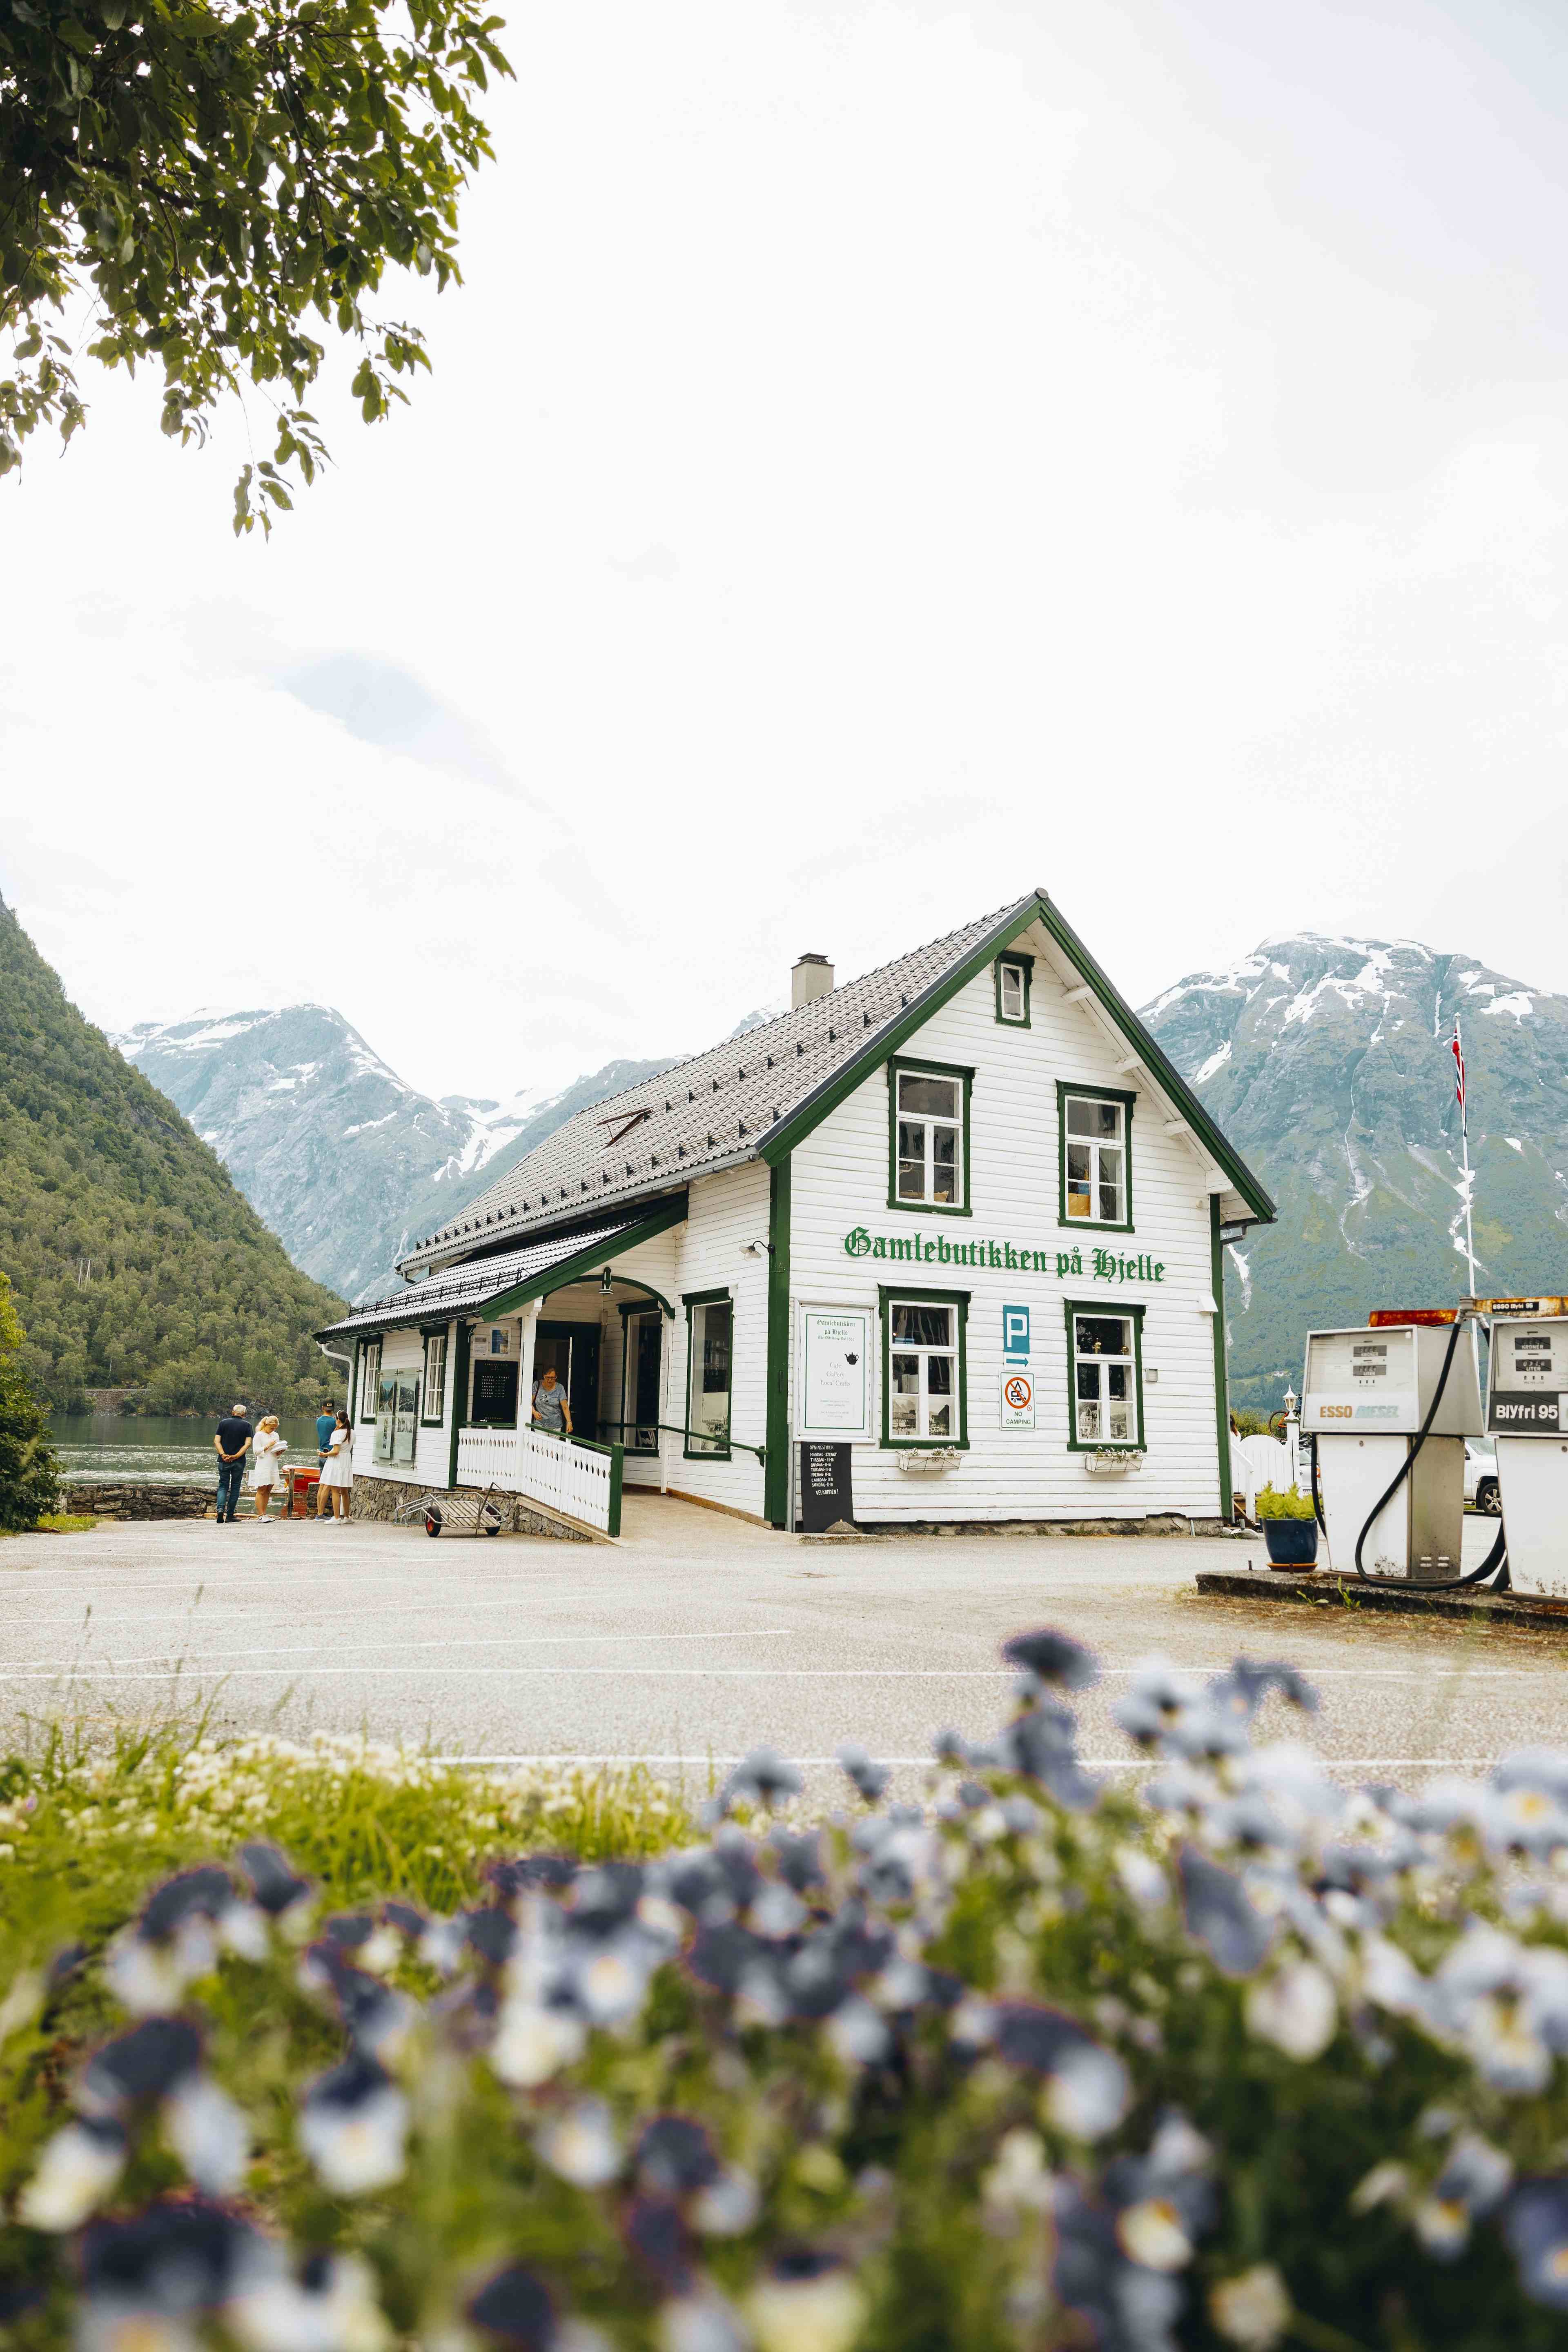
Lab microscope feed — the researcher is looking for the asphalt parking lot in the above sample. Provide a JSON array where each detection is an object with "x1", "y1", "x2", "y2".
[{"x1": 1, "y1": 1498, "x2": 1563, "y2": 1793}]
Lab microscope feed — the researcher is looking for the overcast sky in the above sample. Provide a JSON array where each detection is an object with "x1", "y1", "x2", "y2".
[{"x1": 5, "y1": 0, "x2": 1568, "y2": 1101}]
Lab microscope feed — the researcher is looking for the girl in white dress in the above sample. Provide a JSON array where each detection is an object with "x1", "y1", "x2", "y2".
[
  {"x1": 317, "y1": 1412, "x2": 354, "y2": 1521},
  {"x1": 250, "y1": 1416, "x2": 286, "y2": 1521}
]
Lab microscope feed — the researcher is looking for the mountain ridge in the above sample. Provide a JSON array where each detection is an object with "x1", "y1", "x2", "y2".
[{"x1": 1140, "y1": 932, "x2": 1568, "y2": 1406}]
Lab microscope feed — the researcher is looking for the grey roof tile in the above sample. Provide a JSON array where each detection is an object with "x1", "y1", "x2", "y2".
[
  {"x1": 323, "y1": 1212, "x2": 656, "y2": 1336},
  {"x1": 397, "y1": 900, "x2": 1024, "y2": 1274}
]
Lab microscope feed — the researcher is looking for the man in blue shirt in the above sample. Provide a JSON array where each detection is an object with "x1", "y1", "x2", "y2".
[{"x1": 316, "y1": 1399, "x2": 337, "y2": 1467}]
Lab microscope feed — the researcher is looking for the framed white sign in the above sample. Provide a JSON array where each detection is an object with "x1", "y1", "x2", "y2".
[
  {"x1": 797, "y1": 1304, "x2": 873, "y2": 1442},
  {"x1": 1001, "y1": 1368, "x2": 1035, "y2": 1430}
]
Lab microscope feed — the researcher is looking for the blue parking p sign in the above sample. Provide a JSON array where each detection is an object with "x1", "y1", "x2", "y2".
[{"x1": 1002, "y1": 1303, "x2": 1030, "y2": 1361}]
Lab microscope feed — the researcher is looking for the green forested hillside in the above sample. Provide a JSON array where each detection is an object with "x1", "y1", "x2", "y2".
[{"x1": 0, "y1": 895, "x2": 345, "y2": 1412}]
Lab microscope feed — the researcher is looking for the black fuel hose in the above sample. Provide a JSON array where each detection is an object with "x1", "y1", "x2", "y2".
[{"x1": 1342, "y1": 1315, "x2": 1507, "y2": 1591}]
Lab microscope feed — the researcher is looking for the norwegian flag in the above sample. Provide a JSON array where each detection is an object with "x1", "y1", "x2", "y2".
[{"x1": 1451, "y1": 1021, "x2": 1466, "y2": 1111}]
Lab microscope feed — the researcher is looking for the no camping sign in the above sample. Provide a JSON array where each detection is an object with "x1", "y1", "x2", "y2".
[{"x1": 1001, "y1": 1368, "x2": 1035, "y2": 1430}]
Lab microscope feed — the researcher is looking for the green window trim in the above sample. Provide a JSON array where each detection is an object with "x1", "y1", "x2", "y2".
[
  {"x1": 993, "y1": 949, "x2": 1033, "y2": 1027},
  {"x1": 619, "y1": 1302, "x2": 663, "y2": 1458},
  {"x1": 1057, "y1": 1080, "x2": 1136, "y2": 1234},
  {"x1": 1210, "y1": 1198, "x2": 1234, "y2": 1522},
  {"x1": 419, "y1": 1325, "x2": 449, "y2": 1427},
  {"x1": 1063, "y1": 1298, "x2": 1145, "y2": 1452},
  {"x1": 886, "y1": 1056, "x2": 975, "y2": 1219},
  {"x1": 683, "y1": 1287, "x2": 734, "y2": 1463},
  {"x1": 763, "y1": 1157, "x2": 792, "y2": 1526},
  {"x1": 878, "y1": 1284, "x2": 970, "y2": 1450},
  {"x1": 446, "y1": 1321, "x2": 472, "y2": 1489}
]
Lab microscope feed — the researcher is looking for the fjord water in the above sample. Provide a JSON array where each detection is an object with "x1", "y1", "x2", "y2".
[{"x1": 48, "y1": 1414, "x2": 328, "y2": 1486}]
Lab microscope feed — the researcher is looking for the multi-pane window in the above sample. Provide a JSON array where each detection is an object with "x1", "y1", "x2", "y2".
[
  {"x1": 422, "y1": 1330, "x2": 446, "y2": 1423},
  {"x1": 360, "y1": 1340, "x2": 381, "y2": 1419},
  {"x1": 895, "y1": 1069, "x2": 964, "y2": 1207},
  {"x1": 996, "y1": 956, "x2": 1030, "y2": 1025},
  {"x1": 889, "y1": 1300, "x2": 958, "y2": 1441},
  {"x1": 687, "y1": 1296, "x2": 732, "y2": 1455},
  {"x1": 1071, "y1": 1312, "x2": 1140, "y2": 1447},
  {"x1": 1063, "y1": 1093, "x2": 1129, "y2": 1226}
]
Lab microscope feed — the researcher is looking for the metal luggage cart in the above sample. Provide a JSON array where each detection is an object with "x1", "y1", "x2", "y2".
[{"x1": 393, "y1": 1486, "x2": 507, "y2": 1539}]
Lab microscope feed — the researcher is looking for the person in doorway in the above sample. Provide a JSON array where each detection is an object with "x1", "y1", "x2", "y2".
[
  {"x1": 213, "y1": 1403, "x2": 254, "y2": 1525},
  {"x1": 249, "y1": 1415, "x2": 287, "y2": 1521},
  {"x1": 316, "y1": 1410, "x2": 354, "y2": 1521},
  {"x1": 531, "y1": 1364, "x2": 572, "y2": 1437}
]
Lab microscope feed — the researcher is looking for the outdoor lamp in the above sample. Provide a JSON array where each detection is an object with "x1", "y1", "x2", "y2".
[{"x1": 601, "y1": 1266, "x2": 613, "y2": 1294}]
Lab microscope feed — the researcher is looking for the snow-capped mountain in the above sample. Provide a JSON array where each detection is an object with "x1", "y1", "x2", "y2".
[
  {"x1": 1141, "y1": 936, "x2": 1568, "y2": 1408},
  {"x1": 115, "y1": 1006, "x2": 677, "y2": 1300}
]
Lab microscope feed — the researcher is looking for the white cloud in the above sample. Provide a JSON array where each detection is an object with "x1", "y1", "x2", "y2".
[{"x1": 4, "y1": 0, "x2": 1568, "y2": 1095}]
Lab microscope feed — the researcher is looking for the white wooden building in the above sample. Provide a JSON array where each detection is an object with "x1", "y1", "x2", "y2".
[{"x1": 318, "y1": 890, "x2": 1273, "y2": 1537}]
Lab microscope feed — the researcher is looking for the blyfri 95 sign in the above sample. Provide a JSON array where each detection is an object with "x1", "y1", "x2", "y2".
[{"x1": 843, "y1": 1227, "x2": 1165, "y2": 1286}]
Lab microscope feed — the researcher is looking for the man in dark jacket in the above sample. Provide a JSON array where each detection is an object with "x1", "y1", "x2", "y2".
[{"x1": 213, "y1": 1403, "x2": 254, "y2": 1525}]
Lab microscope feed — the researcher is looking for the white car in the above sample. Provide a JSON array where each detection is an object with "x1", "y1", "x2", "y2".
[{"x1": 1465, "y1": 1439, "x2": 1500, "y2": 1516}]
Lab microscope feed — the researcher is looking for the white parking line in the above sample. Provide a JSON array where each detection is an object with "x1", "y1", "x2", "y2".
[
  {"x1": 11, "y1": 1629, "x2": 797, "y2": 1669},
  {"x1": 0, "y1": 1666, "x2": 1024, "y2": 1683},
  {"x1": 438, "y1": 1753, "x2": 1501, "y2": 1771}
]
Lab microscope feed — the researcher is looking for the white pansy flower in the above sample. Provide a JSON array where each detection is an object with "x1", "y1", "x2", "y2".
[
  {"x1": 165, "y1": 2075, "x2": 251, "y2": 2195},
  {"x1": 17, "y1": 2117, "x2": 127, "y2": 2232},
  {"x1": 1244, "y1": 1961, "x2": 1337, "y2": 2062},
  {"x1": 1209, "y1": 2265, "x2": 1292, "y2": 2350},
  {"x1": 538, "y1": 2099, "x2": 621, "y2": 2190},
  {"x1": 490, "y1": 1999, "x2": 587, "y2": 2088},
  {"x1": 1117, "y1": 2195, "x2": 1193, "y2": 2272}
]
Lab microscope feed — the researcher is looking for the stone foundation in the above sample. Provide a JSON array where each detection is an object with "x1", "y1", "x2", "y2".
[
  {"x1": 65, "y1": 1482, "x2": 213, "y2": 1521},
  {"x1": 350, "y1": 1477, "x2": 590, "y2": 1541}
]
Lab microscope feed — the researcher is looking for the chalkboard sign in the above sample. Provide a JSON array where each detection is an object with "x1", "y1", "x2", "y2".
[{"x1": 800, "y1": 1441, "x2": 854, "y2": 1533}]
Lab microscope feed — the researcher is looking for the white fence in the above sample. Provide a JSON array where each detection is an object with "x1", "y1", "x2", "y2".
[
  {"x1": 455, "y1": 1425, "x2": 621, "y2": 1536},
  {"x1": 1233, "y1": 1424, "x2": 1306, "y2": 1519}
]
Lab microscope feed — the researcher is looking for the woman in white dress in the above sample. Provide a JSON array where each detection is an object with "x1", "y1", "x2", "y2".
[
  {"x1": 250, "y1": 1415, "x2": 287, "y2": 1522},
  {"x1": 316, "y1": 1412, "x2": 354, "y2": 1521}
]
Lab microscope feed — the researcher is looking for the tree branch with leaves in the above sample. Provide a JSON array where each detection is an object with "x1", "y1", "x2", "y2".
[{"x1": 0, "y1": 0, "x2": 510, "y2": 530}]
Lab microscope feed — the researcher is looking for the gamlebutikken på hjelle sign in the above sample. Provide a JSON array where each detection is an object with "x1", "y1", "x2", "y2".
[{"x1": 842, "y1": 1227, "x2": 1166, "y2": 1287}]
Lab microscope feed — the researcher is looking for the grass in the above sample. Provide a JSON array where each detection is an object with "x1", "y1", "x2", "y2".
[{"x1": 0, "y1": 1516, "x2": 99, "y2": 1539}]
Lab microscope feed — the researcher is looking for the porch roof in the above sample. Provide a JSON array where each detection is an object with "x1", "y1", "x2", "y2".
[{"x1": 316, "y1": 1196, "x2": 687, "y2": 1339}]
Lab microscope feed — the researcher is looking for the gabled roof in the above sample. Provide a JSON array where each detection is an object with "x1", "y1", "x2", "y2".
[
  {"x1": 319, "y1": 1200, "x2": 686, "y2": 1339},
  {"x1": 394, "y1": 890, "x2": 1274, "y2": 1282}
]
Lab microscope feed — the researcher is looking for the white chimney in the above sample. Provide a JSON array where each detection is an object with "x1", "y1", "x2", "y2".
[{"x1": 791, "y1": 952, "x2": 834, "y2": 1009}]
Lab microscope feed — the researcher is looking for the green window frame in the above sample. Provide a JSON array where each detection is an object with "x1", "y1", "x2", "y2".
[
  {"x1": 994, "y1": 950, "x2": 1033, "y2": 1027},
  {"x1": 419, "y1": 1327, "x2": 448, "y2": 1426},
  {"x1": 374, "y1": 1364, "x2": 421, "y2": 1466},
  {"x1": 620, "y1": 1301, "x2": 664, "y2": 1457},
  {"x1": 879, "y1": 1285, "x2": 970, "y2": 1449},
  {"x1": 683, "y1": 1287, "x2": 733, "y2": 1461},
  {"x1": 1057, "y1": 1082, "x2": 1136, "y2": 1232},
  {"x1": 886, "y1": 1056, "x2": 975, "y2": 1218},
  {"x1": 1063, "y1": 1300, "x2": 1145, "y2": 1452}
]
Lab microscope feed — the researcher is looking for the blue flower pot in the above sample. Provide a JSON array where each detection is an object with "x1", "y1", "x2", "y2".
[{"x1": 1263, "y1": 1519, "x2": 1319, "y2": 1569}]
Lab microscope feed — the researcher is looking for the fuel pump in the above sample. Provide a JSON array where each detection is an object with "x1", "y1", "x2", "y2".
[
  {"x1": 1474, "y1": 1296, "x2": 1568, "y2": 1599},
  {"x1": 1300, "y1": 1312, "x2": 1490, "y2": 1585}
]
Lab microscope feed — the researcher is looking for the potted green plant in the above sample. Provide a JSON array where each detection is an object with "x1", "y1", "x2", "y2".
[{"x1": 1255, "y1": 1481, "x2": 1319, "y2": 1568}]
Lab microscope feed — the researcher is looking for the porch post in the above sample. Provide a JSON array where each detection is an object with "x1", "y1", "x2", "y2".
[
  {"x1": 447, "y1": 1320, "x2": 471, "y2": 1490},
  {"x1": 517, "y1": 1300, "x2": 541, "y2": 1472}
]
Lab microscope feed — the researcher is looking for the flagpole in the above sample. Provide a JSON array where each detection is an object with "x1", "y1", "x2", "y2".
[{"x1": 1454, "y1": 1016, "x2": 1477, "y2": 1298}]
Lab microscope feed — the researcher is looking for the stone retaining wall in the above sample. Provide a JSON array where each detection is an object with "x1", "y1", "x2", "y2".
[
  {"x1": 65, "y1": 1483, "x2": 212, "y2": 1521},
  {"x1": 350, "y1": 1478, "x2": 590, "y2": 1542}
]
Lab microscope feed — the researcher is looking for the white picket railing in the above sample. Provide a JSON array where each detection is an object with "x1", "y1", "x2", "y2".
[{"x1": 455, "y1": 1425, "x2": 621, "y2": 1536}]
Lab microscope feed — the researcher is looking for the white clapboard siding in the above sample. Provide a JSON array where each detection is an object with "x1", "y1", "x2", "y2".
[
  {"x1": 789, "y1": 924, "x2": 1223, "y2": 1522},
  {"x1": 664, "y1": 1160, "x2": 771, "y2": 1517}
]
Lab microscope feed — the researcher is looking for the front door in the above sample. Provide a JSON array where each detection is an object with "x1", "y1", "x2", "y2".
[
  {"x1": 624, "y1": 1310, "x2": 662, "y2": 1453},
  {"x1": 534, "y1": 1321, "x2": 601, "y2": 1443}
]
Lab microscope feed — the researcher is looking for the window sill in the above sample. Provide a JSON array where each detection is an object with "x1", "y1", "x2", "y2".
[
  {"x1": 1058, "y1": 1217, "x2": 1135, "y2": 1235},
  {"x1": 892, "y1": 1446, "x2": 964, "y2": 1471},
  {"x1": 888, "y1": 1200, "x2": 974, "y2": 1218},
  {"x1": 1076, "y1": 1447, "x2": 1146, "y2": 1471},
  {"x1": 684, "y1": 1446, "x2": 733, "y2": 1463}
]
